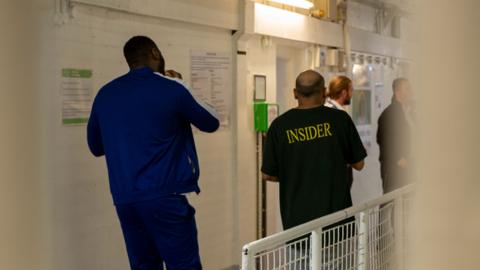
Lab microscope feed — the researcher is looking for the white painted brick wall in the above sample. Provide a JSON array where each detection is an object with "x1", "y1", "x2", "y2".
[
  {"x1": 43, "y1": 3, "x2": 244, "y2": 269},
  {"x1": 38, "y1": 1, "x2": 409, "y2": 269}
]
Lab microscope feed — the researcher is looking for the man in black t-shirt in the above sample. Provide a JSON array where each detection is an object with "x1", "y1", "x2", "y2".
[{"x1": 262, "y1": 70, "x2": 367, "y2": 230}]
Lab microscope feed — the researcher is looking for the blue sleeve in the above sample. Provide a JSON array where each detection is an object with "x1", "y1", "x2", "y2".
[
  {"x1": 177, "y1": 84, "x2": 220, "y2": 133},
  {"x1": 87, "y1": 105, "x2": 105, "y2": 157}
]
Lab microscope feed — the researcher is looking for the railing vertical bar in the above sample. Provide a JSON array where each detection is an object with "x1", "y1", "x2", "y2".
[
  {"x1": 322, "y1": 230, "x2": 326, "y2": 270},
  {"x1": 311, "y1": 227, "x2": 322, "y2": 270},
  {"x1": 394, "y1": 194, "x2": 405, "y2": 270}
]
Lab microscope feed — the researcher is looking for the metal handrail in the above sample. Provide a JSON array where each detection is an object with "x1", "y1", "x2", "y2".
[{"x1": 241, "y1": 184, "x2": 414, "y2": 269}]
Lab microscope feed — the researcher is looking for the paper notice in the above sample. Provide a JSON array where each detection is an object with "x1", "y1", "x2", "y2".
[
  {"x1": 190, "y1": 51, "x2": 231, "y2": 129},
  {"x1": 61, "y1": 68, "x2": 93, "y2": 125}
]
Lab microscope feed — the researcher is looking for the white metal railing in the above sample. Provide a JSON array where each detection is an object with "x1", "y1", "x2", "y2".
[{"x1": 241, "y1": 185, "x2": 414, "y2": 270}]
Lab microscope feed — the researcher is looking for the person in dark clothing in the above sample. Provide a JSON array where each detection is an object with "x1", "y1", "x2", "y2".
[
  {"x1": 262, "y1": 70, "x2": 367, "y2": 230},
  {"x1": 377, "y1": 78, "x2": 415, "y2": 193},
  {"x1": 87, "y1": 36, "x2": 219, "y2": 270}
]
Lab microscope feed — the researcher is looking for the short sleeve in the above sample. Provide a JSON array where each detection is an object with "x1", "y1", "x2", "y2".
[
  {"x1": 262, "y1": 122, "x2": 279, "y2": 176},
  {"x1": 344, "y1": 113, "x2": 367, "y2": 164}
]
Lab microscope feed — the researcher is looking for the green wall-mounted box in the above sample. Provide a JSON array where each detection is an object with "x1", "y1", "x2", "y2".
[
  {"x1": 254, "y1": 103, "x2": 279, "y2": 132},
  {"x1": 254, "y1": 103, "x2": 268, "y2": 132}
]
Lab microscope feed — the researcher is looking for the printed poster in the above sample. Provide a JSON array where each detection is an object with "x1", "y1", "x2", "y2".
[
  {"x1": 61, "y1": 68, "x2": 93, "y2": 125},
  {"x1": 352, "y1": 64, "x2": 373, "y2": 149},
  {"x1": 190, "y1": 50, "x2": 231, "y2": 130}
]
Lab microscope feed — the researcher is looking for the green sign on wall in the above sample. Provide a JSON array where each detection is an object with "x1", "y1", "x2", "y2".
[
  {"x1": 61, "y1": 68, "x2": 93, "y2": 126},
  {"x1": 254, "y1": 103, "x2": 279, "y2": 132}
]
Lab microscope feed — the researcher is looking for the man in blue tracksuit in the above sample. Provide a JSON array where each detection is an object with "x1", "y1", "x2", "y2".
[{"x1": 87, "y1": 36, "x2": 219, "y2": 269}]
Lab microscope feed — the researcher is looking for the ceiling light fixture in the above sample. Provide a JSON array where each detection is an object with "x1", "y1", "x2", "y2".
[{"x1": 268, "y1": 0, "x2": 314, "y2": 10}]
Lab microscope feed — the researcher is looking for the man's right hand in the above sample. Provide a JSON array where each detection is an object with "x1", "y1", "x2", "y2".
[
  {"x1": 262, "y1": 173, "x2": 279, "y2": 182},
  {"x1": 166, "y1": 69, "x2": 183, "y2": 79},
  {"x1": 352, "y1": 160, "x2": 365, "y2": 171}
]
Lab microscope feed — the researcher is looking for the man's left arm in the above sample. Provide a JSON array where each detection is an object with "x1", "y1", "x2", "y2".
[
  {"x1": 179, "y1": 87, "x2": 220, "y2": 133},
  {"x1": 159, "y1": 70, "x2": 220, "y2": 133},
  {"x1": 261, "y1": 124, "x2": 280, "y2": 182},
  {"x1": 345, "y1": 113, "x2": 367, "y2": 170},
  {"x1": 87, "y1": 107, "x2": 105, "y2": 157},
  {"x1": 169, "y1": 74, "x2": 220, "y2": 133}
]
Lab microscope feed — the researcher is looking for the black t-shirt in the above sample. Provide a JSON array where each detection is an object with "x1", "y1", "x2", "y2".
[{"x1": 262, "y1": 105, "x2": 367, "y2": 229}]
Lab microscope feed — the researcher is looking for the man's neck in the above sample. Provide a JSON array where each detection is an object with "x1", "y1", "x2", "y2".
[
  {"x1": 297, "y1": 98, "x2": 325, "y2": 109},
  {"x1": 331, "y1": 98, "x2": 345, "y2": 107},
  {"x1": 130, "y1": 63, "x2": 158, "y2": 73}
]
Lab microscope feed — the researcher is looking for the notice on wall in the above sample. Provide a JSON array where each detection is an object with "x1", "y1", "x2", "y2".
[
  {"x1": 374, "y1": 83, "x2": 384, "y2": 111},
  {"x1": 61, "y1": 68, "x2": 93, "y2": 125},
  {"x1": 352, "y1": 90, "x2": 373, "y2": 150},
  {"x1": 352, "y1": 64, "x2": 373, "y2": 150},
  {"x1": 352, "y1": 90, "x2": 372, "y2": 126},
  {"x1": 356, "y1": 125, "x2": 373, "y2": 150},
  {"x1": 190, "y1": 51, "x2": 231, "y2": 130}
]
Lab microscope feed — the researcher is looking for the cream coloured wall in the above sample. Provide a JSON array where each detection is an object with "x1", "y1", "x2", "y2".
[
  {"x1": 42, "y1": 2, "x2": 242, "y2": 269},
  {"x1": 0, "y1": 1, "x2": 417, "y2": 269},
  {"x1": 0, "y1": 2, "x2": 43, "y2": 269}
]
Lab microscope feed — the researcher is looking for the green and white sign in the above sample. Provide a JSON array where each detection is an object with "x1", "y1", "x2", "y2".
[{"x1": 61, "y1": 68, "x2": 93, "y2": 125}]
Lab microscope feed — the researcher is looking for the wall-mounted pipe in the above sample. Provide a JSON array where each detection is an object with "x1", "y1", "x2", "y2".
[
  {"x1": 232, "y1": 0, "x2": 251, "y2": 262},
  {"x1": 54, "y1": 0, "x2": 70, "y2": 25},
  {"x1": 338, "y1": 0, "x2": 352, "y2": 76}
]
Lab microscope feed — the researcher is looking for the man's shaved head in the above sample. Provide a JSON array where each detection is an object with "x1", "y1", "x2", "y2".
[{"x1": 295, "y1": 70, "x2": 325, "y2": 97}]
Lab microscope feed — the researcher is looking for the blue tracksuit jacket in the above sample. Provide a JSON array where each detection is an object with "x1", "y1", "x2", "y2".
[{"x1": 87, "y1": 67, "x2": 219, "y2": 204}]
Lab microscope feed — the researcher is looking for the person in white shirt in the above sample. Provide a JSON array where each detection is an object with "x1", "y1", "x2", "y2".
[
  {"x1": 325, "y1": 75, "x2": 353, "y2": 111},
  {"x1": 325, "y1": 75, "x2": 356, "y2": 196}
]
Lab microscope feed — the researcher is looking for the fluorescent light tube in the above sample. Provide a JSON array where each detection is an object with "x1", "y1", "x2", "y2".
[{"x1": 268, "y1": 0, "x2": 314, "y2": 9}]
